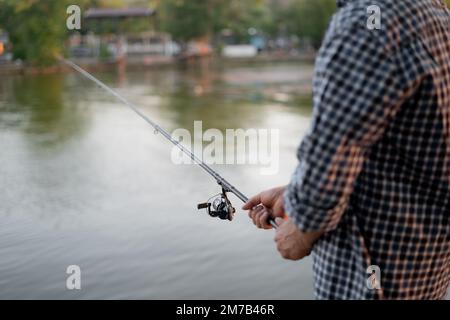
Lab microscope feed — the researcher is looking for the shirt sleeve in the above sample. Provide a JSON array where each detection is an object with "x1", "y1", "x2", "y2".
[{"x1": 284, "y1": 24, "x2": 414, "y2": 233}]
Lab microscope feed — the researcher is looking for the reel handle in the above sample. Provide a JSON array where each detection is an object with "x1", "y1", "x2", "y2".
[{"x1": 197, "y1": 203, "x2": 210, "y2": 210}]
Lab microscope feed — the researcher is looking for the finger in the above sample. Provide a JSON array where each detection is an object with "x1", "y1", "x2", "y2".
[
  {"x1": 242, "y1": 193, "x2": 262, "y2": 210},
  {"x1": 254, "y1": 207, "x2": 266, "y2": 229},
  {"x1": 248, "y1": 208, "x2": 256, "y2": 220},
  {"x1": 274, "y1": 228, "x2": 285, "y2": 241},
  {"x1": 249, "y1": 209, "x2": 256, "y2": 225},
  {"x1": 250, "y1": 209, "x2": 259, "y2": 226},
  {"x1": 255, "y1": 211, "x2": 262, "y2": 228},
  {"x1": 259, "y1": 211, "x2": 272, "y2": 229},
  {"x1": 276, "y1": 243, "x2": 289, "y2": 259},
  {"x1": 274, "y1": 232, "x2": 281, "y2": 242},
  {"x1": 273, "y1": 200, "x2": 286, "y2": 217},
  {"x1": 250, "y1": 206, "x2": 264, "y2": 226},
  {"x1": 248, "y1": 205, "x2": 261, "y2": 217},
  {"x1": 275, "y1": 217, "x2": 285, "y2": 226}
]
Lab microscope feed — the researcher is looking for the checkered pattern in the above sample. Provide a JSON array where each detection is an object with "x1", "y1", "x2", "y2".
[{"x1": 285, "y1": 0, "x2": 450, "y2": 299}]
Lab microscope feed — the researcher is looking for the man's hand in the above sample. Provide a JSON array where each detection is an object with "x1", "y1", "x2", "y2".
[
  {"x1": 242, "y1": 186, "x2": 286, "y2": 229},
  {"x1": 274, "y1": 217, "x2": 311, "y2": 260},
  {"x1": 274, "y1": 217, "x2": 324, "y2": 260},
  {"x1": 243, "y1": 186, "x2": 324, "y2": 258}
]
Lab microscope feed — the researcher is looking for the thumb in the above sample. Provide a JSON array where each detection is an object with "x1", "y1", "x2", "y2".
[
  {"x1": 275, "y1": 217, "x2": 285, "y2": 226},
  {"x1": 242, "y1": 193, "x2": 261, "y2": 210}
]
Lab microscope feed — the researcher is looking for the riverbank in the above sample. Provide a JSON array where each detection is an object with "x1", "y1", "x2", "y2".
[{"x1": 0, "y1": 53, "x2": 316, "y2": 76}]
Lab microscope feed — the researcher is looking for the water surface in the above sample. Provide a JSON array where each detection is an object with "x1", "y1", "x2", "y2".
[{"x1": 0, "y1": 62, "x2": 315, "y2": 299}]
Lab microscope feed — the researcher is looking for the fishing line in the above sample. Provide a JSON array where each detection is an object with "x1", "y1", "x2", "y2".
[{"x1": 61, "y1": 58, "x2": 277, "y2": 229}]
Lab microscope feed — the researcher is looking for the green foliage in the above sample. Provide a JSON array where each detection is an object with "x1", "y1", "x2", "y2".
[
  {"x1": 0, "y1": 0, "x2": 133, "y2": 66},
  {"x1": 283, "y1": 0, "x2": 336, "y2": 49},
  {"x1": 159, "y1": 0, "x2": 216, "y2": 42},
  {"x1": 84, "y1": 15, "x2": 153, "y2": 35},
  {"x1": 159, "y1": 0, "x2": 275, "y2": 43},
  {"x1": 0, "y1": 0, "x2": 77, "y2": 66},
  {"x1": 84, "y1": 0, "x2": 150, "y2": 34},
  {"x1": 98, "y1": 42, "x2": 111, "y2": 60},
  {"x1": 0, "y1": 0, "x2": 340, "y2": 65},
  {"x1": 220, "y1": 0, "x2": 276, "y2": 42}
]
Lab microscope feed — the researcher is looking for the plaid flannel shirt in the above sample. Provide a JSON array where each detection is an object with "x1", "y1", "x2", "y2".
[{"x1": 285, "y1": 0, "x2": 450, "y2": 299}]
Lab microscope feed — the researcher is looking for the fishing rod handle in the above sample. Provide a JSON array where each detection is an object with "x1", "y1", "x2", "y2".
[
  {"x1": 268, "y1": 218, "x2": 278, "y2": 229},
  {"x1": 238, "y1": 194, "x2": 278, "y2": 229}
]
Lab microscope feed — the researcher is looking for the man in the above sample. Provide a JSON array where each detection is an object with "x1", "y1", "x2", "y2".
[{"x1": 243, "y1": 0, "x2": 450, "y2": 299}]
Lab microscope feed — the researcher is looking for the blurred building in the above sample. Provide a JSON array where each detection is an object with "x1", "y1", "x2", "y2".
[
  {"x1": 68, "y1": 7, "x2": 176, "y2": 64},
  {"x1": 84, "y1": 7, "x2": 156, "y2": 34}
]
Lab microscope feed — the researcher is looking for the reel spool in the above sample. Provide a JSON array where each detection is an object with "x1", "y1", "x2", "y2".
[{"x1": 197, "y1": 189, "x2": 236, "y2": 221}]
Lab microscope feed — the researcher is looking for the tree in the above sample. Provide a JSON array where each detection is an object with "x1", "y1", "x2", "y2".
[
  {"x1": 283, "y1": 0, "x2": 336, "y2": 49},
  {"x1": 0, "y1": 0, "x2": 91, "y2": 66},
  {"x1": 219, "y1": 0, "x2": 276, "y2": 42},
  {"x1": 159, "y1": 0, "x2": 218, "y2": 43},
  {"x1": 159, "y1": 0, "x2": 273, "y2": 44}
]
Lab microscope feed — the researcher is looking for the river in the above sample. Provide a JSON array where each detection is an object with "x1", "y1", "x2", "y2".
[{"x1": 0, "y1": 61, "x2": 316, "y2": 299}]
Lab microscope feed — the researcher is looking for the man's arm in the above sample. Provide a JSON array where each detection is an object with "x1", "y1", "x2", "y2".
[
  {"x1": 244, "y1": 14, "x2": 419, "y2": 259},
  {"x1": 285, "y1": 23, "x2": 414, "y2": 233}
]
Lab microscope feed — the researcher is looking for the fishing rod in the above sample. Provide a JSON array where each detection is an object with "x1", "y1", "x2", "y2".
[{"x1": 61, "y1": 58, "x2": 277, "y2": 229}]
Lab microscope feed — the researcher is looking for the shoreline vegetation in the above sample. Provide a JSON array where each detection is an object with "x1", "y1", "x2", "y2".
[
  {"x1": 2, "y1": 1, "x2": 449, "y2": 76},
  {"x1": 0, "y1": 0, "x2": 334, "y2": 76},
  {"x1": 0, "y1": 53, "x2": 316, "y2": 76}
]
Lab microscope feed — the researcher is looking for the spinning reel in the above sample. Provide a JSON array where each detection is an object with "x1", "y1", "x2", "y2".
[{"x1": 197, "y1": 188, "x2": 236, "y2": 221}]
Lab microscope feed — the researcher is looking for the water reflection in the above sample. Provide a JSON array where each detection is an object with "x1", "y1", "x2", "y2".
[{"x1": 0, "y1": 74, "x2": 91, "y2": 147}]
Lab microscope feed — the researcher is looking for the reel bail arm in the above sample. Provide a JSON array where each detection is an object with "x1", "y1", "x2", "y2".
[{"x1": 197, "y1": 186, "x2": 236, "y2": 221}]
